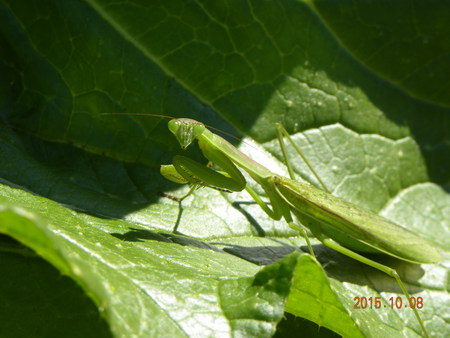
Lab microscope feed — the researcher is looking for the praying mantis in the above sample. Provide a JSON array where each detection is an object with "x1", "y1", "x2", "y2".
[{"x1": 140, "y1": 115, "x2": 441, "y2": 337}]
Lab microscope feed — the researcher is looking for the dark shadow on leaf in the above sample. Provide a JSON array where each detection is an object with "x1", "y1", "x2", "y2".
[
  {"x1": 111, "y1": 228, "x2": 223, "y2": 252},
  {"x1": 221, "y1": 243, "x2": 301, "y2": 265},
  {"x1": 275, "y1": 313, "x2": 340, "y2": 338},
  {"x1": 111, "y1": 228, "x2": 172, "y2": 243},
  {"x1": 313, "y1": 244, "x2": 427, "y2": 294},
  {"x1": 0, "y1": 234, "x2": 37, "y2": 257},
  {"x1": 111, "y1": 228, "x2": 307, "y2": 264},
  {"x1": 231, "y1": 201, "x2": 266, "y2": 236},
  {"x1": 221, "y1": 238, "x2": 429, "y2": 295},
  {"x1": 111, "y1": 227, "x2": 426, "y2": 295},
  {"x1": 0, "y1": 126, "x2": 173, "y2": 218}
]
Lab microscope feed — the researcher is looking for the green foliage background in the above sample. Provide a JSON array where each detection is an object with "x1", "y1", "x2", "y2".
[{"x1": 0, "y1": 1, "x2": 449, "y2": 337}]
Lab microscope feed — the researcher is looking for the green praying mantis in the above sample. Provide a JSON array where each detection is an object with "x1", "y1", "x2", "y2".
[
  {"x1": 118, "y1": 114, "x2": 440, "y2": 337},
  {"x1": 157, "y1": 117, "x2": 441, "y2": 337}
]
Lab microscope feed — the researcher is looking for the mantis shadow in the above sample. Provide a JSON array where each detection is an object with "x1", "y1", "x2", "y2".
[
  {"x1": 111, "y1": 227, "x2": 305, "y2": 263},
  {"x1": 111, "y1": 227, "x2": 426, "y2": 295},
  {"x1": 111, "y1": 228, "x2": 223, "y2": 252},
  {"x1": 230, "y1": 200, "x2": 267, "y2": 237}
]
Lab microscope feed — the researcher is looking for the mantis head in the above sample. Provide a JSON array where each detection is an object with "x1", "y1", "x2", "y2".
[{"x1": 168, "y1": 118, "x2": 206, "y2": 149}]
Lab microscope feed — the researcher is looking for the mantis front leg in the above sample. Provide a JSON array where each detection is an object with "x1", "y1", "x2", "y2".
[{"x1": 275, "y1": 123, "x2": 328, "y2": 191}]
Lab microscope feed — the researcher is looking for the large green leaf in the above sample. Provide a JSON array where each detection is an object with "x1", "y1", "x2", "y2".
[{"x1": 0, "y1": 1, "x2": 449, "y2": 337}]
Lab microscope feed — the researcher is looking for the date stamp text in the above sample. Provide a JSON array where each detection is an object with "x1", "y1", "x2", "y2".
[{"x1": 353, "y1": 296, "x2": 424, "y2": 309}]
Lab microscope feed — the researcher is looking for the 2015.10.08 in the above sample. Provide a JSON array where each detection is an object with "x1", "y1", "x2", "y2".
[{"x1": 354, "y1": 296, "x2": 424, "y2": 309}]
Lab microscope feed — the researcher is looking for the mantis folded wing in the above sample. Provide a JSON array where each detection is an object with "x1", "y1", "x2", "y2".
[{"x1": 161, "y1": 118, "x2": 441, "y2": 337}]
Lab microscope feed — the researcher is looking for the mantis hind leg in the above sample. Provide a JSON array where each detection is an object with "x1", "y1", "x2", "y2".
[
  {"x1": 286, "y1": 217, "x2": 316, "y2": 258},
  {"x1": 320, "y1": 236, "x2": 429, "y2": 338},
  {"x1": 275, "y1": 123, "x2": 328, "y2": 192},
  {"x1": 274, "y1": 123, "x2": 325, "y2": 258}
]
